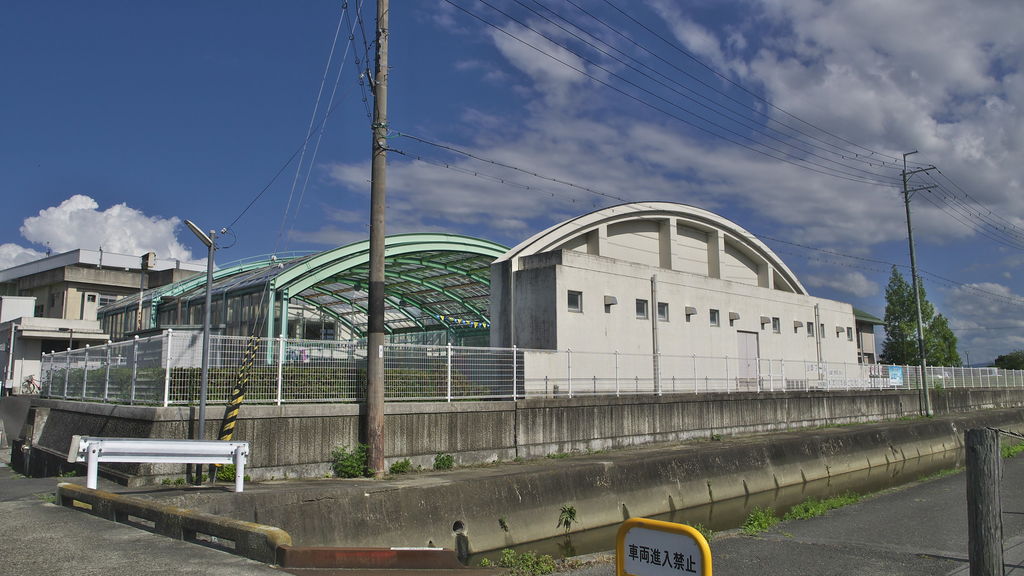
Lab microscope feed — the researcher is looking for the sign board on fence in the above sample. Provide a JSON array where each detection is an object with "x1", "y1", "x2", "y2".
[
  {"x1": 888, "y1": 366, "x2": 904, "y2": 387},
  {"x1": 616, "y1": 518, "x2": 711, "y2": 576}
]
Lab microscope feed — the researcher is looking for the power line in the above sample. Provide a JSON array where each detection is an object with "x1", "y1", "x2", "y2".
[
  {"x1": 387, "y1": 131, "x2": 1024, "y2": 308},
  {"x1": 525, "y1": 0, "x2": 904, "y2": 179},
  {"x1": 442, "y1": 0, "x2": 900, "y2": 186},
  {"x1": 599, "y1": 0, "x2": 923, "y2": 169}
]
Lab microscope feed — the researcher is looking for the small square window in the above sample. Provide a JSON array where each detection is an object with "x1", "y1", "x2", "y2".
[
  {"x1": 87, "y1": 294, "x2": 97, "y2": 303},
  {"x1": 710, "y1": 309, "x2": 720, "y2": 327},
  {"x1": 636, "y1": 299, "x2": 649, "y2": 320},
  {"x1": 806, "y1": 321, "x2": 815, "y2": 337},
  {"x1": 567, "y1": 290, "x2": 583, "y2": 313},
  {"x1": 657, "y1": 302, "x2": 669, "y2": 322},
  {"x1": 772, "y1": 317, "x2": 780, "y2": 333}
]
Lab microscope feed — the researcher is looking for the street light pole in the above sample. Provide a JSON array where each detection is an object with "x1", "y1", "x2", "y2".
[{"x1": 185, "y1": 220, "x2": 216, "y2": 442}]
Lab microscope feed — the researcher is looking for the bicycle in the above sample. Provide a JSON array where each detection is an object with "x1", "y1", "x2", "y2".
[{"x1": 21, "y1": 375, "x2": 40, "y2": 395}]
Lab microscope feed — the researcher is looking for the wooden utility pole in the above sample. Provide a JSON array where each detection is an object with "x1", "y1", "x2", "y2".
[
  {"x1": 366, "y1": 0, "x2": 389, "y2": 478},
  {"x1": 966, "y1": 428, "x2": 1003, "y2": 575}
]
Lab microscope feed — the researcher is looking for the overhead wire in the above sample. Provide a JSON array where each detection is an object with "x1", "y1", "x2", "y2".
[
  {"x1": 386, "y1": 130, "x2": 1024, "y2": 310},
  {"x1": 599, "y1": 0, "x2": 923, "y2": 170},
  {"x1": 276, "y1": 1, "x2": 351, "y2": 254},
  {"x1": 281, "y1": 0, "x2": 366, "y2": 254},
  {"x1": 442, "y1": 0, "x2": 901, "y2": 186},
  {"x1": 519, "y1": 0, "x2": 902, "y2": 182}
]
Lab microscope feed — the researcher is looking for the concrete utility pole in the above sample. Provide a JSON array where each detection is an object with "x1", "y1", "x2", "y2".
[
  {"x1": 366, "y1": 0, "x2": 389, "y2": 478},
  {"x1": 901, "y1": 151, "x2": 935, "y2": 417}
]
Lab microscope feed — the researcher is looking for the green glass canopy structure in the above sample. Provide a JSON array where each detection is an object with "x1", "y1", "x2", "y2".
[{"x1": 99, "y1": 234, "x2": 507, "y2": 343}]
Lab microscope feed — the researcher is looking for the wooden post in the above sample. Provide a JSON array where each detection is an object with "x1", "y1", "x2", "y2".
[{"x1": 966, "y1": 428, "x2": 1003, "y2": 576}]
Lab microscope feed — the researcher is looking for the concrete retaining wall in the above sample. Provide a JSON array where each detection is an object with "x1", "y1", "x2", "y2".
[
  {"x1": 158, "y1": 409, "x2": 1024, "y2": 554},
  {"x1": 14, "y1": 387, "x2": 1024, "y2": 484}
]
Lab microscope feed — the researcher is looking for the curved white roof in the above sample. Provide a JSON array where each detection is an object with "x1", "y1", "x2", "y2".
[{"x1": 496, "y1": 202, "x2": 806, "y2": 295}]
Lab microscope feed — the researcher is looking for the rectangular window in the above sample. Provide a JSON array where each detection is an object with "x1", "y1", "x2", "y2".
[
  {"x1": 847, "y1": 326, "x2": 854, "y2": 341},
  {"x1": 806, "y1": 321, "x2": 815, "y2": 337},
  {"x1": 657, "y1": 302, "x2": 669, "y2": 322},
  {"x1": 635, "y1": 299, "x2": 649, "y2": 319},
  {"x1": 772, "y1": 317, "x2": 780, "y2": 333},
  {"x1": 86, "y1": 294, "x2": 97, "y2": 303},
  {"x1": 710, "y1": 309, "x2": 720, "y2": 327},
  {"x1": 567, "y1": 290, "x2": 583, "y2": 313}
]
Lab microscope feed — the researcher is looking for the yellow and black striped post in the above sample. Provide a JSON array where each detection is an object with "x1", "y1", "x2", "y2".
[{"x1": 218, "y1": 334, "x2": 259, "y2": 442}]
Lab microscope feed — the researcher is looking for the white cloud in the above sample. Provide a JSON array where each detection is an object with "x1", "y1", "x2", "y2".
[
  {"x1": 944, "y1": 282, "x2": 1024, "y2": 364},
  {"x1": 804, "y1": 271, "x2": 880, "y2": 298},
  {"x1": 0, "y1": 244, "x2": 46, "y2": 271},
  {"x1": 9, "y1": 195, "x2": 194, "y2": 264}
]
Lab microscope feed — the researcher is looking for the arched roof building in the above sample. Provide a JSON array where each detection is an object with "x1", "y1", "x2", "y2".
[
  {"x1": 99, "y1": 234, "x2": 507, "y2": 344},
  {"x1": 489, "y1": 202, "x2": 865, "y2": 366}
]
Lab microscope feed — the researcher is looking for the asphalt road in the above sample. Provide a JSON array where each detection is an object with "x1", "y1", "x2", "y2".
[
  {"x1": 555, "y1": 452, "x2": 1024, "y2": 576},
  {"x1": 4, "y1": 429, "x2": 1024, "y2": 575}
]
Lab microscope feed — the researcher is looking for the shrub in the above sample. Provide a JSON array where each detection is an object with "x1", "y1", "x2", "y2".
[
  {"x1": 332, "y1": 444, "x2": 370, "y2": 478},
  {"x1": 215, "y1": 464, "x2": 251, "y2": 483},
  {"x1": 741, "y1": 506, "x2": 778, "y2": 535},
  {"x1": 486, "y1": 549, "x2": 556, "y2": 576},
  {"x1": 433, "y1": 453, "x2": 454, "y2": 470},
  {"x1": 389, "y1": 458, "x2": 413, "y2": 475}
]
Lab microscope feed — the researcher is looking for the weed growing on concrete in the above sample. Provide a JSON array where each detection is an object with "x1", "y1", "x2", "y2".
[
  {"x1": 57, "y1": 470, "x2": 77, "y2": 478},
  {"x1": 1002, "y1": 441, "x2": 1024, "y2": 459},
  {"x1": 498, "y1": 517, "x2": 509, "y2": 532},
  {"x1": 332, "y1": 444, "x2": 371, "y2": 478},
  {"x1": 917, "y1": 467, "x2": 963, "y2": 482},
  {"x1": 783, "y1": 492, "x2": 860, "y2": 521},
  {"x1": 558, "y1": 504, "x2": 577, "y2": 534},
  {"x1": 741, "y1": 506, "x2": 778, "y2": 535},
  {"x1": 691, "y1": 523, "x2": 714, "y2": 542},
  {"x1": 433, "y1": 453, "x2": 454, "y2": 470},
  {"x1": 173, "y1": 477, "x2": 186, "y2": 486},
  {"x1": 35, "y1": 492, "x2": 56, "y2": 504},
  {"x1": 480, "y1": 549, "x2": 556, "y2": 576},
  {"x1": 389, "y1": 459, "x2": 413, "y2": 475}
]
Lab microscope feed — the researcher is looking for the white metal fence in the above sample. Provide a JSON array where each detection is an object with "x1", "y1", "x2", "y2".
[{"x1": 37, "y1": 330, "x2": 1024, "y2": 406}]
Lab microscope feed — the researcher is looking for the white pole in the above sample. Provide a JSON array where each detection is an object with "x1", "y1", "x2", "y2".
[
  {"x1": 163, "y1": 330, "x2": 173, "y2": 407},
  {"x1": 87, "y1": 445, "x2": 99, "y2": 490},
  {"x1": 234, "y1": 447, "x2": 245, "y2": 493},
  {"x1": 446, "y1": 343, "x2": 453, "y2": 402}
]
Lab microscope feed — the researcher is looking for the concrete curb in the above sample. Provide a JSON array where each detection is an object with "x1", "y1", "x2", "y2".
[{"x1": 55, "y1": 482, "x2": 292, "y2": 563}]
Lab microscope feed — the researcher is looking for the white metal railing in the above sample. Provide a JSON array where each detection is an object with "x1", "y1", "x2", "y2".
[{"x1": 37, "y1": 330, "x2": 1024, "y2": 405}]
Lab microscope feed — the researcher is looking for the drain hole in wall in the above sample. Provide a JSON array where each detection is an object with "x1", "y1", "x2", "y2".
[{"x1": 452, "y1": 520, "x2": 466, "y2": 534}]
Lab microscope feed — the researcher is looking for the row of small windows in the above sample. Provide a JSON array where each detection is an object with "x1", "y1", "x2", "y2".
[{"x1": 567, "y1": 290, "x2": 855, "y2": 341}]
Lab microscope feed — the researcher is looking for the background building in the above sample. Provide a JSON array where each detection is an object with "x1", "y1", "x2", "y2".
[
  {"x1": 490, "y1": 202, "x2": 877, "y2": 371},
  {"x1": 0, "y1": 249, "x2": 201, "y2": 391}
]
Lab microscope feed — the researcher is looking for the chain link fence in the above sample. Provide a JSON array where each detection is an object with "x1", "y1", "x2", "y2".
[{"x1": 38, "y1": 330, "x2": 1024, "y2": 405}]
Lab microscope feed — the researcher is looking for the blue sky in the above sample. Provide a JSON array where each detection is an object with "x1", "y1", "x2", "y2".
[{"x1": 2, "y1": 1, "x2": 1023, "y2": 363}]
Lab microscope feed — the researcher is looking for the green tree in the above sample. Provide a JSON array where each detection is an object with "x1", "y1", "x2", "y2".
[
  {"x1": 880, "y1": 266, "x2": 958, "y2": 366},
  {"x1": 926, "y1": 314, "x2": 961, "y2": 367},
  {"x1": 994, "y1": 350, "x2": 1024, "y2": 370}
]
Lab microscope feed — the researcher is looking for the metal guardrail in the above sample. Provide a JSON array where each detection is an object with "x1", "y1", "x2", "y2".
[
  {"x1": 37, "y1": 330, "x2": 1024, "y2": 405},
  {"x1": 67, "y1": 435, "x2": 250, "y2": 492}
]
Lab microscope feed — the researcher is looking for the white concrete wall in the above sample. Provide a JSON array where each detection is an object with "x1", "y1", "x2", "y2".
[{"x1": 531, "y1": 250, "x2": 858, "y2": 365}]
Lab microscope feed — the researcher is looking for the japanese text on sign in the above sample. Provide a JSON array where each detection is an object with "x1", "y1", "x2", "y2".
[{"x1": 616, "y1": 519, "x2": 711, "y2": 576}]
